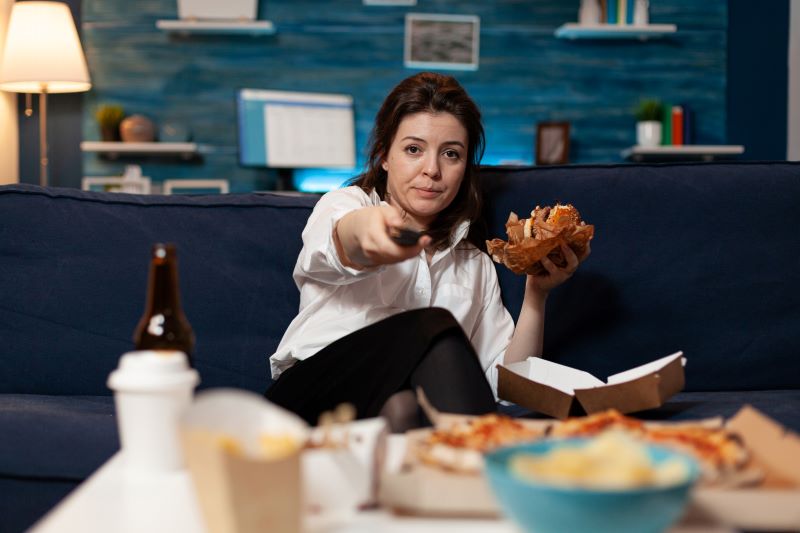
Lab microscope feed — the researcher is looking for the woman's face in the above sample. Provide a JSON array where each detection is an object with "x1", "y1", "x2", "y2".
[{"x1": 382, "y1": 111, "x2": 468, "y2": 229}]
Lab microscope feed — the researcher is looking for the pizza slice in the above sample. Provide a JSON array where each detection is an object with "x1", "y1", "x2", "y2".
[{"x1": 416, "y1": 413, "x2": 545, "y2": 474}]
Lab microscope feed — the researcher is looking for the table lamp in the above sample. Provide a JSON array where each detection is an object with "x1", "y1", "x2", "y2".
[{"x1": 0, "y1": 1, "x2": 91, "y2": 187}]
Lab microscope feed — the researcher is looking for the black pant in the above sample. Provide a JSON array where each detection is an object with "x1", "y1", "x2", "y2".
[{"x1": 265, "y1": 308, "x2": 497, "y2": 425}]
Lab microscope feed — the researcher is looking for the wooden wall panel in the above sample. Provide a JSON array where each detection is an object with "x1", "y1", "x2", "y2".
[{"x1": 82, "y1": 0, "x2": 726, "y2": 192}]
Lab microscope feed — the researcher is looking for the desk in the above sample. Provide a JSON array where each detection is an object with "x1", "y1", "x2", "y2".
[{"x1": 30, "y1": 442, "x2": 733, "y2": 533}]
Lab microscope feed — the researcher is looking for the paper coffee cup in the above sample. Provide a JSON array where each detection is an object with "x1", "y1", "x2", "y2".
[{"x1": 107, "y1": 350, "x2": 200, "y2": 473}]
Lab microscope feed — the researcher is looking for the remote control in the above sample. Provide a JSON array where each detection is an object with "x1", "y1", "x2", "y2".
[{"x1": 390, "y1": 228, "x2": 424, "y2": 246}]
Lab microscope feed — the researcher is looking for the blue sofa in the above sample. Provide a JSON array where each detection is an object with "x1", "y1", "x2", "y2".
[{"x1": 2, "y1": 161, "x2": 799, "y2": 532}]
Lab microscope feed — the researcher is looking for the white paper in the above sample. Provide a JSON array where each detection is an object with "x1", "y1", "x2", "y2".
[
  {"x1": 606, "y1": 351, "x2": 685, "y2": 385},
  {"x1": 523, "y1": 357, "x2": 605, "y2": 395}
]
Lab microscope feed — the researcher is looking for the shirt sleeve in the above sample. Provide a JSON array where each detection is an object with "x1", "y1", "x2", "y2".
[
  {"x1": 470, "y1": 253, "x2": 516, "y2": 400},
  {"x1": 294, "y1": 188, "x2": 384, "y2": 286}
]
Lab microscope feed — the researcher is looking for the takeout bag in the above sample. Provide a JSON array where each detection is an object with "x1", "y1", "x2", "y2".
[{"x1": 180, "y1": 389, "x2": 308, "y2": 533}]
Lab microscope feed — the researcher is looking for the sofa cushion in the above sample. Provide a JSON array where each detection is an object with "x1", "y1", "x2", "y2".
[
  {"x1": 0, "y1": 185, "x2": 319, "y2": 395},
  {"x1": 0, "y1": 394, "x2": 117, "y2": 480},
  {"x1": 480, "y1": 162, "x2": 800, "y2": 392}
]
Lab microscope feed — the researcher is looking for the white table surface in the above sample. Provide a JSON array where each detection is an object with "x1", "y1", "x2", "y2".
[{"x1": 29, "y1": 436, "x2": 734, "y2": 533}]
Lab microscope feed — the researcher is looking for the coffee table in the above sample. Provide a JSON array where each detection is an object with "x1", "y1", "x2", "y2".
[{"x1": 29, "y1": 436, "x2": 733, "y2": 533}]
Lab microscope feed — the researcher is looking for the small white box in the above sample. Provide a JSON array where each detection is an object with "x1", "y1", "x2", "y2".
[{"x1": 177, "y1": 0, "x2": 258, "y2": 21}]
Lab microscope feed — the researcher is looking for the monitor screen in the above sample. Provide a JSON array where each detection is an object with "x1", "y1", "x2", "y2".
[{"x1": 237, "y1": 88, "x2": 356, "y2": 169}]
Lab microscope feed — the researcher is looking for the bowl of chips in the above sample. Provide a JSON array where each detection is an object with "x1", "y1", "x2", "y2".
[{"x1": 484, "y1": 431, "x2": 700, "y2": 533}]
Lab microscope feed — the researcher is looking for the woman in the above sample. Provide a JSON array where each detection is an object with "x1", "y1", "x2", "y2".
[{"x1": 266, "y1": 72, "x2": 588, "y2": 430}]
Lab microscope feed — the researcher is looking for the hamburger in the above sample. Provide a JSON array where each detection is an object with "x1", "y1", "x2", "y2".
[{"x1": 486, "y1": 203, "x2": 594, "y2": 276}]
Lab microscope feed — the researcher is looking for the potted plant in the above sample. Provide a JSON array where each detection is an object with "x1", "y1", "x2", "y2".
[
  {"x1": 95, "y1": 104, "x2": 125, "y2": 142},
  {"x1": 634, "y1": 99, "x2": 663, "y2": 147}
]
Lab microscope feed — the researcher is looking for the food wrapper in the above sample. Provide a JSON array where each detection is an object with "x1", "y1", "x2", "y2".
[
  {"x1": 180, "y1": 389, "x2": 309, "y2": 533},
  {"x1": 486, "y1": 203, "x2": 594, "y2": 276}
]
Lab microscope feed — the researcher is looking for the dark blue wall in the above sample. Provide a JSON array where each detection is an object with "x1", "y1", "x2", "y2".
[
  {"x1": 16, "y1": 0, "x2": 791, "y2": 190},
  {"x1": 727, "y1": 0, "x2": 789, "y2": 160}
]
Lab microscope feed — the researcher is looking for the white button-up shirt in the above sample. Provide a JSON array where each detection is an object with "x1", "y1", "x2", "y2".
[{"x1": 269, "y1": 186, "x2": 516, "y2": 397}]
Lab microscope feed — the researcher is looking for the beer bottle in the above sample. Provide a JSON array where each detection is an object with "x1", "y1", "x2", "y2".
[{"x1": 133, "y1": 243, "x2": 195, "y2": 365}]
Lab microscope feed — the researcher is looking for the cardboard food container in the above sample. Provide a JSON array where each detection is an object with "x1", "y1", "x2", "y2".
[
  {"x1": 180, "y1": 389, "x2": 309, "y2": 533},
  {"x1": 690, "y1": 406, "x2": 800, "y2": 531},
  {"x1": 379, "y1": 395, "x2": 550, "y2": 517},
  {"x1": 303, "y1": 417, "x2": 388, "y2": 513},
  {"x1": 497, "y1": 351, "x2": 686, "y2": 419}
]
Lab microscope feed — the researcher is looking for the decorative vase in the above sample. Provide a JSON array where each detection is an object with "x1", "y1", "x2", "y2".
[
  {"x1": 633, "y1": 0, "x2": 649, "y2": 26},
  {"x1": 120, "y1": 115, "x2": 156, "y2": 143},
  {"x1": 637, "y1": 120, "x2": 662, "y2": 147}
]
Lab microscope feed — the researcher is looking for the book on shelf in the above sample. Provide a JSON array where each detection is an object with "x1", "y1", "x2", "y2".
[
  {"x1": 671, "y1": 105, "x2": 684, "y2": 146},
  {"x1": 603, "y1": 0, "x2": 635, "y2": 25},
  {"x1": 606, "y1": 0, "x2": 617, "y2": 24},
  {"x1": 656, "y1": 103, "x2": 694, "y2": 147},
  {"x1": 680, "y1": 103, "x2": 694, "y2": 145},
  {"x1": 661, "y1": 101, "x2": 672, "y2": 146},
  {"x1": 617, "y1": 0, "x2": 627, "y2": 25}
]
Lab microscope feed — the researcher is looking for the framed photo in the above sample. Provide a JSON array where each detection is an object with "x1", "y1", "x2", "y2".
[
  {"x1": 162, "y1": 179, "x2": 230, "y2": 195},
  {"x1": 404, "y1": 13, "x2": 480, "y2": 71},
  {"x1": 535, "y1": 122, "x2": 571, "y2": 166},
  {"x1": 82, "y1": 176, "x2": 151, "y2": 194}
]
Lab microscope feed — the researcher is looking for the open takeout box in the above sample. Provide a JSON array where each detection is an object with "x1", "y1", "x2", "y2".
[
  {"x1": 180, "y1": 389, "x2": 308, "y2": 533},
  {"x1": 380, "y1": 404, "x2": 800, "y2": 531},
  {"x1": 497, "y1": 351, "x2": 686, "y2": 419},
  {"x1": 690, "y1": 406, "x2": 800, "y2": 530}
]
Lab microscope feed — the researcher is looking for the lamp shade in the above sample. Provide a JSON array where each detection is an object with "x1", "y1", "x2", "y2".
[{"x1": 0, "y1": 1, "x2": 91, "y2": 93}]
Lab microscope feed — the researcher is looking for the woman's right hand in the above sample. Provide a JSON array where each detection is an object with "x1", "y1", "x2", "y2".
[{"x1": 334, "y1": 205, "x2": 430, "y2": 269}]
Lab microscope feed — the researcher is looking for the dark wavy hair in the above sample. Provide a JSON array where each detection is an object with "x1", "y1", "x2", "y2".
[{"x1": 349, "y1": 72, "x2": 485, "y2": 250}]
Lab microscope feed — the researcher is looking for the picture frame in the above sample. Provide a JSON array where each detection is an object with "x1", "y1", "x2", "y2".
[
  {"x1": 82, "y1": 175, "x2": 151, "y2": 194},
  {"x1": 535, "y1": 122, "x2": 571, "y2": 166},
  {"x1": 404, "y1": 13, "x2": 480, "y2": 71},
  {"x1": 162, "y1": 179, "x2": 230, "y2": 195}
]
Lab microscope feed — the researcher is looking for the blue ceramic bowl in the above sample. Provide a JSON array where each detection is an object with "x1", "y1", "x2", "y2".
[{"x1": 484, "y1": 439, "x2": 700, "y2": 533}]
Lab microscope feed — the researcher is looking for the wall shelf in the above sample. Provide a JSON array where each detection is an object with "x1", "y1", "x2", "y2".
[
  {"x1": 621, "y1": 145, "x2": 745, "y2": 162},
  {"x1": 81, "y1": 141, "x2": 200, "y2": 159},
  {"x1": 555, "y1": 23, "x2": 677, "y2": 40},
  {"x1": 155, "y1": 20, "x2": 275, "y2": 35}
]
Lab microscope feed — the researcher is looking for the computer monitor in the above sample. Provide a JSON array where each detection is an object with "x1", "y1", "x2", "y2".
[{"x1": 237, "y1": 88, "x2": 357, "y2": 190}]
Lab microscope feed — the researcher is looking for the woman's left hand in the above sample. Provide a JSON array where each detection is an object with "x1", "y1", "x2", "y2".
[{"x1": 526, "y1": 243, "x2": 590, "y2": 294}]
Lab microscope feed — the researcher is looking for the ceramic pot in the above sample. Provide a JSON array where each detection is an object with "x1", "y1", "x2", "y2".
[
  {"x1": 120, "y1": 115, "x2": 156, "y2": 143},
  {"x1": 636, "y1": 120, "x2": 662, "y2": 147},
  {"x1": 100, "y1": 125, "x2": 120, "y2": 142}
]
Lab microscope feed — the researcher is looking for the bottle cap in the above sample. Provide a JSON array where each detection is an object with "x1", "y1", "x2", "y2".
[{"x1": 108, "y1": 350, "x2": 199, "y2": 393}]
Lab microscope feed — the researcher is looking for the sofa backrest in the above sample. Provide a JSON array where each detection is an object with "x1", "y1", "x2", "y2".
[
  {"x1": 0, "y1": 185, "x2": 318, "y2": 395},
  {"x1": 480, "y1": 161, "x2": 800, "y2": 392},
  {"x1": 3, "y1": 161, "x2": 799, "y2": 396}
]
